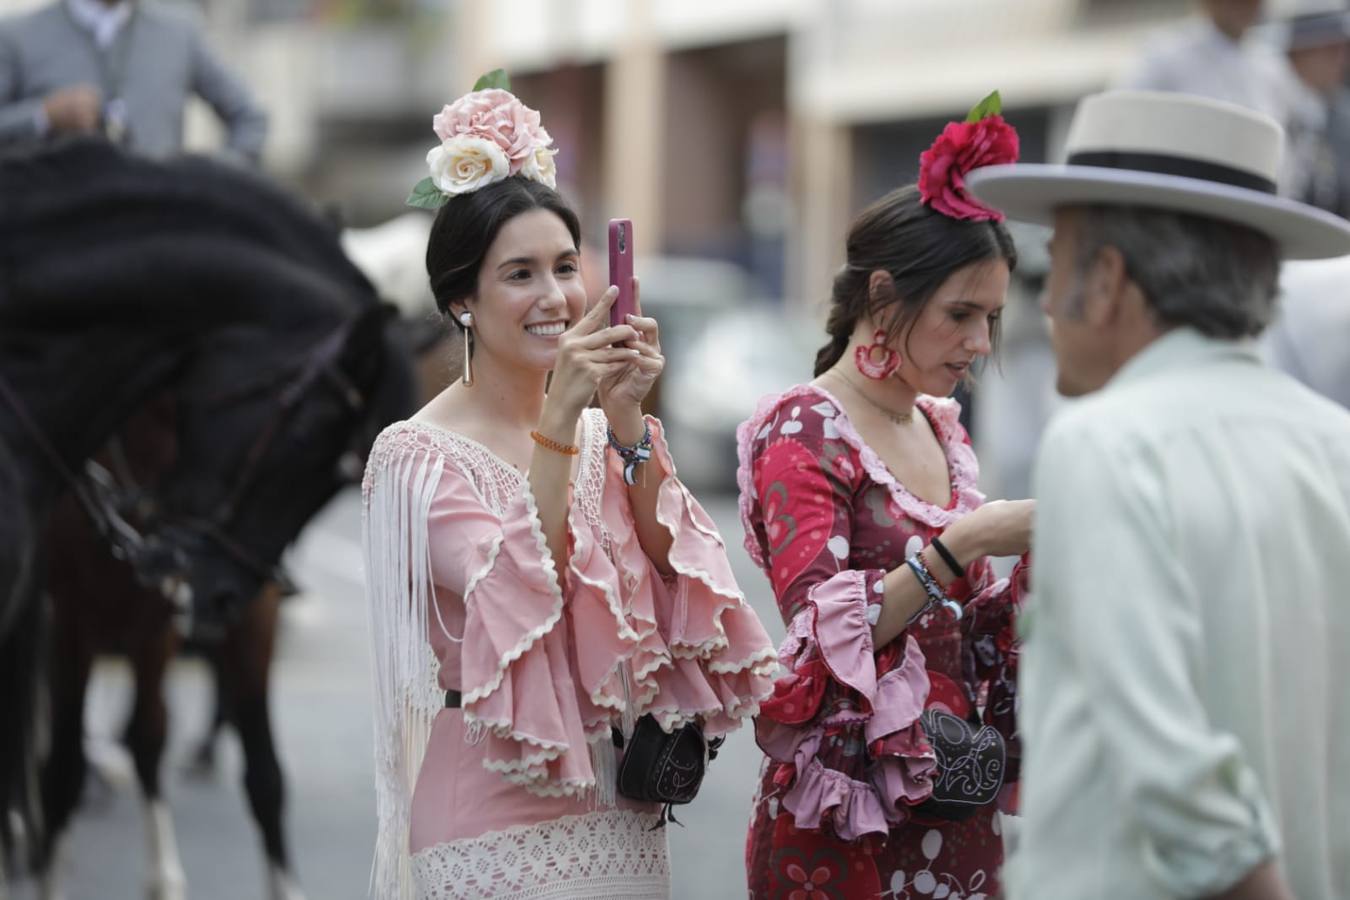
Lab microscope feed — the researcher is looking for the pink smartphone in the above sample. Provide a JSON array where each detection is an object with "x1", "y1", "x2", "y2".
[{"x1": 608, "y1": 218, "x2": 636, "y2": 328}]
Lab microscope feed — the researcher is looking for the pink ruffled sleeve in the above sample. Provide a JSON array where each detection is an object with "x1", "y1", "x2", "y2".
[
  {"x1": 755, "y1": 571, "x2": 937, "y2": 840},
  {"x1": 424, "y1": 465, "x2": 599, "y2": 795},
  {"x1": 581, "y1": 414, "x2": 777, "y2": 737},
  {"x1": 444, "y1": 412, "x2": 775, "y2": 798},
  {"x1": 735, "y1": 393, "x2": 937, "y2": 841}
]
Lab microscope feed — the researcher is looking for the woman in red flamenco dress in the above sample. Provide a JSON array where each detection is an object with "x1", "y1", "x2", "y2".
[{"x1": 739, "y1": 98, "x2": 1033, "y2": 900}]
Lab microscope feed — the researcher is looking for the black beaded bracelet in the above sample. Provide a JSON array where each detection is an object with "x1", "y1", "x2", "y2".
[
  {"x1": 929, "y1": 535, "x2": 966, "y2": 579},
  {"x1": 607, "y1": 422, "x2": 653, "y2": 486}
]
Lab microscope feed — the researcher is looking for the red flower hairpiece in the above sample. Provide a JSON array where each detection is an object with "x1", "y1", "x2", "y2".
[{"x1": 918, "y1": 91, "x2": 1020, "y2": 223}]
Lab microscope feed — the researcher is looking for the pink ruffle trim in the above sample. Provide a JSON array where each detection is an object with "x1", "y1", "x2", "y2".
[
  {"x1": 757, "y1": 571, "x2": 936, "y2": 839},
  {"x1": 768, "y1": 695, "x2": 936, "y2": 842},
  {"x1": 785, "y1": 753, "x2": 891, "y2": 842},
  {"x1": 461, "y1": 484, "x2": 595, "y2": 793},
  {"x1": 464, "y1": 414, "x2": 776, "y2": 796},
  {"x1": 809, "y1": 570, "x2": 877, "y2": 698}
]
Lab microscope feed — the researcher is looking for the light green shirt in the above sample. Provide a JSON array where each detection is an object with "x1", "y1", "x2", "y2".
[{"x1": 1010, "y1": 328, "x2": 1350, "y2": 900}]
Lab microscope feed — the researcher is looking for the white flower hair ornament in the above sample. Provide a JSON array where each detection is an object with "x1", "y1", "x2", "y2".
[{"x1": 407, "y1": 70, "x2": 558, "y2": 209}]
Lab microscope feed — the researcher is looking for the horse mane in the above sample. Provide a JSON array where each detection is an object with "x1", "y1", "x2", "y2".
[{"x1": 0, "y1": 138, "x2": 375, "y2": 326}]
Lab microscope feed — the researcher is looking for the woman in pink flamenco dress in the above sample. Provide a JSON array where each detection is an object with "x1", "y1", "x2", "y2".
[
  {"x1": 740, "y1": 103, "x2": 1034, "y2": 899},
  {"x1": 362, "y1": 87, "x2": 776, "y2": 899}
]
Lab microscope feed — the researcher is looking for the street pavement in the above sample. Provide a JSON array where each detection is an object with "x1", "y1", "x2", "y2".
[{"x1": 13, "y1": 487, "x2": 787, "y2": 900}]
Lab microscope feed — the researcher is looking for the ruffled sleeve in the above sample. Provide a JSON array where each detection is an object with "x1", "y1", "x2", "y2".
[
  {"x1": 579, "y1": 411, "x2": 778, "y2": 737},
  {"x1": 755, "y1": 572, "x2": 937, "y2": 840},
  {"x1": 457, "y1": 478, "x2": 605, "y2": 795},
  {"x1": 735, "y1": 390, "x2": 937, "y2": 841},
  {"x1": 462, "y1": 410, "x2": 776, "y2": 792}
]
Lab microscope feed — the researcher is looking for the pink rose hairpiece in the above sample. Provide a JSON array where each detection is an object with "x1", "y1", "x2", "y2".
[
  {"x1": 407, "y1": 69, "x2": 559, "y2": 209},
  {"x1": 918, "y1": 91, "x2": 1019, "y2": 223}
]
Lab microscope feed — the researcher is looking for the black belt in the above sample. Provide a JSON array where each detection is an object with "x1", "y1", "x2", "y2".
[{"x1": 444, "y1": 690, "x2": 461, "y2": 709}]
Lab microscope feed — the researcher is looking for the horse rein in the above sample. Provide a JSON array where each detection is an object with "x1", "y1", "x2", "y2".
[
  {"x1": 0, "y1": 316, "x2": 370, "y2": 625},
  {"x1": 0, "y1": 370, "x2": 153, "y2": 568},
  {"x1": 148, "y1": 318, "x2": 370, "y2": 595},
  {"x1": 207, "y1": 320, "x2": 367, "y2": 527}
]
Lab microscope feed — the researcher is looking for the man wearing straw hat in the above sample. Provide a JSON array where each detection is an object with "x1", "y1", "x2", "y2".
[{"x1": 967, "y1": 91, "x2": 1350, "y2": 900}]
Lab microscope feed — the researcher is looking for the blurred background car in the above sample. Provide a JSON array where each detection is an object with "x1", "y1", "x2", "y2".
[{"x1": 660, "y1": 303, "x2": 822, "y2": 492}]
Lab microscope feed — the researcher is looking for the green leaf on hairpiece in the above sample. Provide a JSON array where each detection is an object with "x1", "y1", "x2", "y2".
[
  {"x1": 473, "y1": 69, "x2": 512, "y2": 92},
  {"x1": 965, "y1": 90, "x2": 1003, "y2": 123},
  {"x1": 406, "y1": 177, "x2": 448, "y2": 210}
]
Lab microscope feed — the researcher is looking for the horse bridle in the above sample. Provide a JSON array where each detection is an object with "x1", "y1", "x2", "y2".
[
  {"x1": 151, "y1": 317, "x2": 370, "y2": 592},
  {"x1": 0, "y1": 369, "x2": 152, "y2": 557},
  {"x1": 0, "y1": 318, "x2": 370, "y2": 620}
]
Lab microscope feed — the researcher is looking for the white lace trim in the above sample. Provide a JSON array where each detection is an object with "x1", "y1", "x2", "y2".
[
  {"x1": 575, "y1": 409, "x2": 609, "y2": 539},
  {"x1": 409, "y1": 810, "x2": 670, "y2": 899},
  {"x1": 367, "y1": 421, "x2": 524, "y2": 516}
]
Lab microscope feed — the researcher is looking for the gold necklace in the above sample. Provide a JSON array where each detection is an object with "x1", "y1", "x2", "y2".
[{"x1": 825, "y1": 369, "x2": 915, "y2": 425}]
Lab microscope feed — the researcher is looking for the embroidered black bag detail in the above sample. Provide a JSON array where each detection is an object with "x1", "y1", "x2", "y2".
[
  {"x1": 614, "y1": 714, "x2": 723, "y2": 827},
  {"x1": 912, "y1": 708, "x2": 1006, "y2": 821}
]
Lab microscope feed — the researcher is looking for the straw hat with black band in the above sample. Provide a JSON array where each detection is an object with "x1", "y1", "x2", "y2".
[{"x1": 965, "y1": 90, "x2": 1350, "y2": 260}]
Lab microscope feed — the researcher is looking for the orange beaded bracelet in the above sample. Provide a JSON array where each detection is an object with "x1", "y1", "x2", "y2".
[{"x1": 530, "y1": 429, "x2": 580, "y2": 456}]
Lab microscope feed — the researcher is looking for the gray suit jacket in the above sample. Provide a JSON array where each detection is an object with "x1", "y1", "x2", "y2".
[{"x1": 0, "y1": 0, "x2": 267, "y2": 161}]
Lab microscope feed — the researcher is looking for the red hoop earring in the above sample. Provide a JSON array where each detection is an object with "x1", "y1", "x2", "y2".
[{"x1": 855, "y1": 330, "x2": 901, "y2": 380}]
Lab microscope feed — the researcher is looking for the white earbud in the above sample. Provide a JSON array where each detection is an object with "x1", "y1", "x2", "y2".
[{"x1": 459, "y1": 312, "x2": 472, "y2": 326}]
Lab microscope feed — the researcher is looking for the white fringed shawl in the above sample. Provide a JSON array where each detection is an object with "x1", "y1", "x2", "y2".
[{"x1": 363, "y1": 432, "x2": 448, "y2": 900}]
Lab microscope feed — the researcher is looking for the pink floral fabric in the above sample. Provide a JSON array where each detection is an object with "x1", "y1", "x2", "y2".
[{"x1": 737, "y1": 385, "x2": 1029, "y2": 899}]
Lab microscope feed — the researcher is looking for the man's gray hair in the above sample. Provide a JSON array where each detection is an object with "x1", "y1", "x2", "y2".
[{"x1": 1072, "y1": 205, "x2": 1281, "y2": 338}]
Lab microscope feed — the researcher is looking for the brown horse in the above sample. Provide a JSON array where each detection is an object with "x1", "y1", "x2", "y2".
[
  {"x1": 0, "y1": 138, "x2": 380, "y2": 875},
  {"x1": 41, "y1": 396, "x2": 312, "y2": 900},
  {"x1": 2, "y1": 138, "x2": 417, "y2": 898},
  {"x1": 41, "y1": 341, "x2": 435, "y2": 900}
]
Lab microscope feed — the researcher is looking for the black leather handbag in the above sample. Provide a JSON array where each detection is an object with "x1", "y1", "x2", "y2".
[
  {"x1": 614, "y1": 714, "x2": 723, "y2": 826},
  {"x1": 912, "y1": 708, "x2": 1006, "y2": 821}
]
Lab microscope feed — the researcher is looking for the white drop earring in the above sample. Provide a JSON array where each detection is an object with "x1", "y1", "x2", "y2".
[{"x1": 458, "y1": 312, "x2": 474, "y2": 386}]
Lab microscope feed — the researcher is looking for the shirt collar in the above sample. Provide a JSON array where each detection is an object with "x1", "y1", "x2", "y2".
[
  {"x1": 1106, "y1": 327, "x2": 1262, "y2": 391},
  {"x1": 66, "y1": 0, "x2": 133, "y2": 48}
]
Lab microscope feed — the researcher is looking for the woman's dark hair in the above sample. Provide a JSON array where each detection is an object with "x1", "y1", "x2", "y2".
[
  {"x1": 813, "y1": 185, "x2": 1017, "y2": 376},
  {"x1": 425, "y1": 175, "x2": 582, "y2": 325}
]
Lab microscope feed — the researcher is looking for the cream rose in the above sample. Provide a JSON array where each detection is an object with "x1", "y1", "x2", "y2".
[
  {"x1": 520, "y1": 144, "x2": 558, "y2": 188},
  {"x1": 426, "y1": 135, "x2": 510, "y2": 195}
]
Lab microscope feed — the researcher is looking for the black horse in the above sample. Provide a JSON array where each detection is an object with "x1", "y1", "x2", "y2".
[{"x1": 0, "y1": 139, "x2": 416, "y2": 896}]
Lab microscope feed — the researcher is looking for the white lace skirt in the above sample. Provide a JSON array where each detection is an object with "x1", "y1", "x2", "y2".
[{"x1": 409, "y1": 809, "x2": 670, "y2": 899}]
